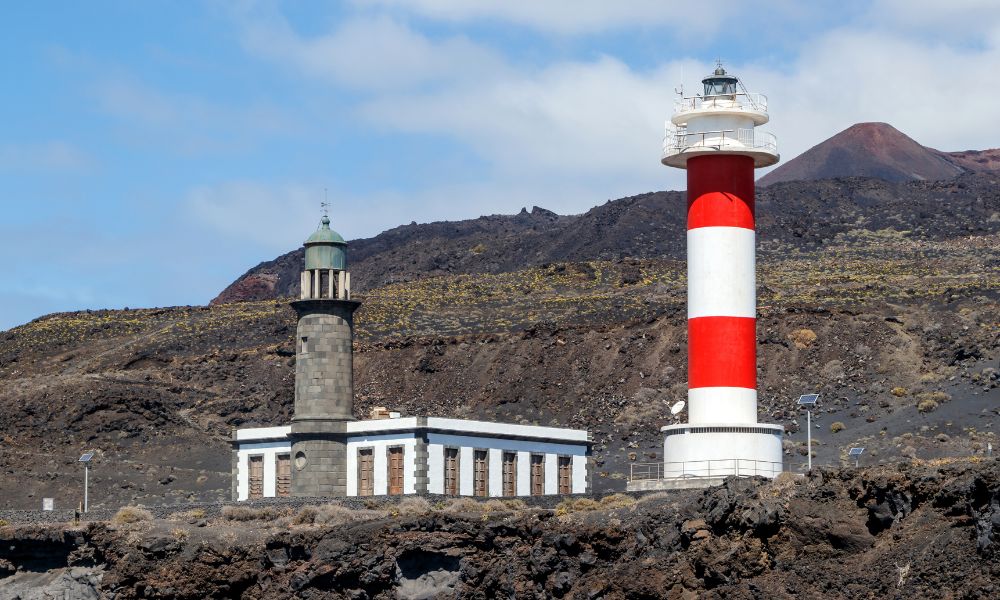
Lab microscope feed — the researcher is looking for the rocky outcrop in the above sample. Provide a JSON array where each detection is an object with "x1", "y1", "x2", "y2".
[{"x1": 1, "y1": 462, "x2": 998, "y2": 599}]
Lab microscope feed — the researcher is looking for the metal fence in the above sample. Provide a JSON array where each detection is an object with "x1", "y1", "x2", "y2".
[
  {"x1": 630, "y1": 459, "x2": 784, "y2": 482},
  {"x1": 673, "y1": 92, "x2": 768, "y2": 114},
  {"x1": 662, "y1": 127, "x2": 778, "y2": 160}
]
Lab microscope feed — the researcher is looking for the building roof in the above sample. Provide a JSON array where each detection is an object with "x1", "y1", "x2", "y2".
[
  {"x1": 305, "y1": 216, "x2": 346, "y2": 245},
  {"x1": 233, "y1": 417, "x2": 592, "y2": 445}
]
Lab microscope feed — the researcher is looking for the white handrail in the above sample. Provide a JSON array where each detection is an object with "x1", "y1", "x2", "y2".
[
  {"x1": 674, "y1": 92, "x2": 768, "y2": 114},
  {"x1": 629, "y1": 459, "x2": 784, "y2": 481},
  {"x1": 662, "y1": 127, "x2": 778, "y2": 159}
]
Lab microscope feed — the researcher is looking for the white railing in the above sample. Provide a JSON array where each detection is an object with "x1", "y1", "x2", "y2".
[
  {"x1": 662, "y1": 127, "x2": 778, "y2": 160},
  {"x1": 674, "y1": 92, "x2": 768, "y2": 115},
  {"x1": 630, "y1": 459, "x2": 784, "y2": 481}
]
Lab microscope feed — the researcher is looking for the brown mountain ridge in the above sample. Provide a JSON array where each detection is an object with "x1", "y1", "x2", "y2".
[{"x1": 758, "y1": 122, "x2": 999, "y2": 186}]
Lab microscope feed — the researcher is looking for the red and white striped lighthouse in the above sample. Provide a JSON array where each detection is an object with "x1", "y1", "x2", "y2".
[{"x1": 658, "y1": 64, "x2": 784, "y2": 482}]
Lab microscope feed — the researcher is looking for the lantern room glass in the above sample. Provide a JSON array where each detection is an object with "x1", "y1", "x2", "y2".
[{"x1": 704, "y1": 77, "x2": 737, "y2": 96}]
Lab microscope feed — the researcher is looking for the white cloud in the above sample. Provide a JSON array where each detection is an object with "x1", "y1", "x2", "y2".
[
  {"x1": 223, "y1": 4, "x2": 1000, "y2": 229},
  {"x1": 866, "y1": 0, "x2": 1000, "y2": 41},
  {"x1": 353, "y1": 0, "x2": 790, "y2": 36},
  {"x1": 361, "y1": 56, "x2": 691, "y2": 180},
  {"x1": 348, "y1": 14, "x2": 1000, "y2": 182},
  {"x1": 745, "y1": 28, "x2": 1000, "y2": 158},
  {"x1": 239, "y1": 15, "x2": 508, "y2": 91}
]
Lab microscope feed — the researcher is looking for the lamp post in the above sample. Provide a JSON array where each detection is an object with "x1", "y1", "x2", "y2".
[
  {"x1": 78, "y1": 453, "x2": 94, "y2": 512},
  {"x1": 797, "y1": 394, "x2": 819, "y2": 472}
]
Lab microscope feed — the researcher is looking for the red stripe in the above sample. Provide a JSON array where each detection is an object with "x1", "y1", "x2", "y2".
[
  {"x1": 687, "y1": 154, "x2": 755, "y2": 230},
  {"x1": 688, "y1": 316, "x2": 756, "y2": 389}
]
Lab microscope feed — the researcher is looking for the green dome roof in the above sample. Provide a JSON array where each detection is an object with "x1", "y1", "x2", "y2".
[
  {"x1": 304, "y1": 216, "x2": 347, "y2": 270},
  {"x1": 305, "y1": 216, "x2": 346, "y2": 245}
]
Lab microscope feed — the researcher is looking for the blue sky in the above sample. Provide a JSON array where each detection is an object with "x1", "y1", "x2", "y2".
[{"x1": 2, "y1": 1, "x2": 999, "y2": 330}]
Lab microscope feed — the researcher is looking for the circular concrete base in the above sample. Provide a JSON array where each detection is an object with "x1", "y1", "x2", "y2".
[{"x1": 661, "y1": 423, "x2": 784, "y2": 478}]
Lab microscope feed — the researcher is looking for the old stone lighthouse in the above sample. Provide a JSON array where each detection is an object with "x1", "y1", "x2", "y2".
[
  {"x1": 232, "y1": 217, "x2": 592, "y2": 500},
  {"x1": 290, "y1": 214, "x2": 357, "y2": 496}
]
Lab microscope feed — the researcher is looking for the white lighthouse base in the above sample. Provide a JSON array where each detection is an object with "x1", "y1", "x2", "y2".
[{"x1": 627, "y1": 423, "x2": 784, "y2": 491}]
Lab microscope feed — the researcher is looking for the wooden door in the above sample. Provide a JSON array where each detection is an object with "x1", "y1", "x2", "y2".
[
  {"x1": 502, "y1": 452, "x2": 517, "y2": 497},
  {"x1": 388, "y1": 447, "x2": 404, "y2": 495},
  {"x1": 358, "y1": 448, "x2": 374, "y2": 496},
  {"x1": 558, "y1": 456, "x2": 572, "y2": 494},
  {"x1": 248, "y1": 455, "x2": 264, "y2": 499},
  {"x1": 276, "y1": 454, "x2": 291, "y2": 497},
  {"x1": 473, "y1": 450, "x2": 489, "y2": 497},
  {"x1": 444, "y1": 448, "x2": 459, "y2": 495},
  {"x1": 530, "y1": 454, "x2": 544, "y2": 496}
]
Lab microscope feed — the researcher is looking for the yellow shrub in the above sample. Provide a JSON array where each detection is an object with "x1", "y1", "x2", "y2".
[
  {"x1": 788, "y1": 329, "x2": 817, "y2": 349},
  {"x1": 599, "y1": 494, "x2": 636, "y2": 509},
  {"x1": 112, "y1": 507, "x2": 153, "y2": 525}
]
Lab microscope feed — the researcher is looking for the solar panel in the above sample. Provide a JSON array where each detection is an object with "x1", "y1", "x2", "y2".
[
  {"x1": 848, "y1": 447, "x2": 865, "y2": 456},
  {"x1": 78, "y1": 453, "x2": 94, "y2": 462},
  {"x1": 797, "y1": 394, "x2": 819, "y2": 405}
]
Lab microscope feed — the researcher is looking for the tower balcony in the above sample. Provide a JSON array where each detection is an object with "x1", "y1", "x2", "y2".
[
  {"x1": 661, "y1": 127, "x2": 779, "y2": 168},
  {"x1": 671, "y1": 93, "x2": 769, "y2": 127}
]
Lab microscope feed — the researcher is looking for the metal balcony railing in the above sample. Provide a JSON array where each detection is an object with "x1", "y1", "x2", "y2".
[
  {"x1": 629, "y1": 459, "x2": 784, "y2": 481},
  {"x1": 674, "y1": 92, "x2": 768, "y2": 115},
  {"x1": 662, "y1": 127, "x2": 778, "y2": 160}
]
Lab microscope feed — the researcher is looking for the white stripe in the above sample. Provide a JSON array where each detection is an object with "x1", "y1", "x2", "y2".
[
  {"x1": 688, "y1": 387, "x2": 758, "y2": 424},
  {"x1": 687, "y1": 227, "x2": 755, "y2": 319}
]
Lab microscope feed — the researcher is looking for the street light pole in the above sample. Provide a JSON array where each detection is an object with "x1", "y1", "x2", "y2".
[
  {"x1": 78, "y1": 452, "x2": 94, "y2": 514},
  {"x1": 806, "y1": 408, "x2": 812, "y2": 472},
  {"x1": 797, "y1": 394, "x2": 819, "y2": 473}
]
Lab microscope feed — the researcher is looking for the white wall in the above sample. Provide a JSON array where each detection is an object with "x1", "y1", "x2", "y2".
[
  {"x1": 516, "y1": 451, "x2": 531, "y2": 496},
  {"x1": 426, "y1": 417, "x2": 589, "y2": 443},
  {"x1": 236, "y1": 440, "x2": 292, "y2": 501},
  {"x1": 426, "y1": 433, "x2": 588, "y2": 496},
  {"x1": 234, "y1": 425, "x2": 290, "y2": 442},
  {"x1": 235, "y1": 422, "x2": 591, "y2": 499},
  {"x1": 662, "y1": 426, "x2": 783, "y2": 478},
  {"x1": 345, "y1": 433, "x2": 418, "y2": 496}
]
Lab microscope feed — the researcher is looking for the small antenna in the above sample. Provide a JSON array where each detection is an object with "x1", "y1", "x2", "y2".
[{"x1": 321, "y1": 188, "x2": 330, "y2": 217}]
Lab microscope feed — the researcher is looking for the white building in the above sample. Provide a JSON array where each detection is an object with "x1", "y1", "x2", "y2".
[
  {"x1": 233, "y1": 418, "x2": 590, "y2": 501},
  {"x1": 232, "y1": 217, "x2": 593, "y2": 500}
]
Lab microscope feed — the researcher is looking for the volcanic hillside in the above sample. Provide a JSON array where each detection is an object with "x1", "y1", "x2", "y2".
[
  {"x1": 757, "y1": 122, "x2": 999, "y2": 187},
  {"x1": 1, "y1": 169, "x2": 997, "y2": 510}
]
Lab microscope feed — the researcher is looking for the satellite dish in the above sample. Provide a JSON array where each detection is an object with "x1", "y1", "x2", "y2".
[{"x1": 670, "y1": 400, "x2": 686, "y2": 415}]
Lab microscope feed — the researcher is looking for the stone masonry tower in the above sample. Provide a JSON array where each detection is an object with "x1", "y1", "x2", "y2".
[{"x1": 290, "y1": 215, "x2": 359, "y2": 496}]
